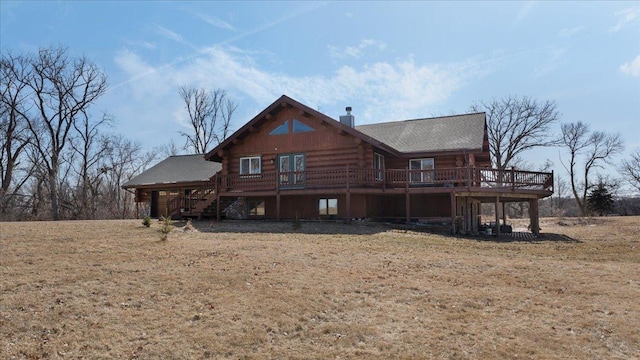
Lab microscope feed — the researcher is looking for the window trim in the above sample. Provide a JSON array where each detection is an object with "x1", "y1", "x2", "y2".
[
  {"x1": 374, "y1": 152, "x2": 384, "y2": 181},
  {"x1": 409, "y1": 158, "x2": 435, "y2": 183},
  {"x1": 240, "y1": 156, "x2": 262, "y2": 176},
  {"x1": 319, "y1": 198, "x2": 338, "y2": 216},
  {"x1": 279, "y1": 153, "x2": 306, "y2": 187}
]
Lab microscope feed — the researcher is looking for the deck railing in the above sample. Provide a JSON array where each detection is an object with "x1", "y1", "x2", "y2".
[
  {"x1": 166, "y1": 167, "x2": 553, "y2": 217},
  {"x1": 216, "y1": 167, "x2": 554, "y2": 193}
]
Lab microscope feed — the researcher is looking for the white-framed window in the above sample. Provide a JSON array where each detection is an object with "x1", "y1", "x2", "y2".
[
  {"x1": 409, "y1": 158, "x2": 435, "y2": 183},
  {"x1": 240, "y1": 156, "x2": 261, "y2": 175},
  {"x1": 319, "y1": 198, "x2": 338, "y2": 215},
  {"x1": 374, "y1": 153, "x2": 384, "y2": 181}
]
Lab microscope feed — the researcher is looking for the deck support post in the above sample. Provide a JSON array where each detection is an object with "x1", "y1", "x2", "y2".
[
  {"x1": 494, "y1": 195, "x2": 501, "y2": 237},
  {"x1": 346, "y1": 165, "x2": 351, "y2": 224},
  {"x1": 466, "y1": 196, "x2": 472, "y2": 234},
  {"x1": 473, "y1": 199, "x2": 479, "y2": 234},
  {"x1": 529, "y1": 198, "x2": 540, "y2": 236},
  {"x1": 502, "y1": 202, "x2": 507, "y2": 229},
  {"x1": 450, "y1": 192, "x2": 456, "y2": 234},
  {"x1": 276, "y1": 166, "x2": 281, "y2": 221},
  {"x1": 405, "y1": 167, "x2": 410, "y2": 225}
]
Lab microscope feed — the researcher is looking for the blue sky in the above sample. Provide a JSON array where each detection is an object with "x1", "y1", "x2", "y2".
[{"x1": 2, "y1": 1, "x2": 639, "y2": 191}]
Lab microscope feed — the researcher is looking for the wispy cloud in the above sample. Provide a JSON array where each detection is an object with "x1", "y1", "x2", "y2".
[
  {"x1": 620, "y1": 54, "x2": 640, "y2": 78},
  {"x1": 123, "y1": 39, "x2": 157, "y2": 50},
  {"x1": 533, "y1": 48, "x2": 566, "y2": 78},
  {"x1": 328, "y1": 39, "x2": 386, "y2": 59},
  {"x1": 216, "y1": 2, "x2": 326, "y2": 47},
  {"x1": 112, "y1": 46, "x2": 486, "y2": 125},
  {"x1": 155, "y1": 25, "x2": 197, "y2": 50},
  {"x1": 194, "y1": 13, "x2": 236, "y2": 32},
  {"x1": 558, "y1": 26, "x2": 585, "y2": 37},
  {"x1": 511, "y1": 1, "x2": 536, "y2": 27},
  {"x1": 111, "y1": 3, "x2": 326, "y2": 92},
  {"x1": 610, "y1": 5, "x2": 640, "y2": 32}
]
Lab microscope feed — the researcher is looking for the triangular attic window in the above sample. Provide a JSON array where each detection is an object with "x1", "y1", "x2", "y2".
[
  {"x1": 269, "y1": 120, "x2": 289, "y2": 135},
  {"x1": 293, "y1": 119, "x2": 314, "y2": 133}
]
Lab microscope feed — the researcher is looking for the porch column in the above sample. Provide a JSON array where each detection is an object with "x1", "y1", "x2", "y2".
[
  {"x1": 346, "y1": 165, "x2": 351, "y2": 224},
  {"x1": 502, "y1": 202, "x2": 507, "y2": 228},
  {"x1": 405, "y1": 192, "x2": 411, "y2": 225},
  {"x1": 472, "y1": 200, "x2": 479, "y2": 234},
  {"x1": 405, "y1": 167, "x2": 410, "y2": 225},
  {"x1": 529, "y1": 199, "x2": 540, "y2": 236},
  {"x1": 450, "y1": 192, "x2": 456, "y2": 234},
  {"x1": 494, "y1": 195, "x2": 501, "y2": 237},
  {"x1": 465, "y1": 197, "x2": 472, "y2": 234},
  {"x1": 276, "y1": 194, "x2": 281, "y2": 221}
]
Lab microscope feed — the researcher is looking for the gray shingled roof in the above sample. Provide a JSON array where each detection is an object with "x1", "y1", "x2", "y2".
[
  {"x1": 122, "y1": 154, "x2": 221, "y2": 188},
  {"x1": 355, "y1": 112, "x2": 486, "y2": 153}
]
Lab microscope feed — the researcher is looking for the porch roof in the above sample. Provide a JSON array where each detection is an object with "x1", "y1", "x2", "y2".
[{"x1": 122, "y1": 154, "x2": 221, "y2": 188}]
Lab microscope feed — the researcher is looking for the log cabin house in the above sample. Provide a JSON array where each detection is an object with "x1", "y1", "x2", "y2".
[{"x1": 123, "y1": 95, "x2": 553, "y2": 235}]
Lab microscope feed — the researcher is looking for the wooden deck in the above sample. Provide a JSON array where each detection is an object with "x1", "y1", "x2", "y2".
[
  {"x1": 216, "y1": 167, "x2": 554, "y2": 194},
  {"x1": 166, "y1": 167, "x2": 553, "y2": 220}
]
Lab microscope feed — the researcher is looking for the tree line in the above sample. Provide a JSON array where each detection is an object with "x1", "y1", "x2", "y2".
[
  {"x1": 2, "y1": 46, "x2": 639, "y2": 221},
  {"x1": 1, "y1": 47, "x2": 160, "y2": 220},
  {"x1": 1, "y1": 46, "x2": 238, "y2": 221},
  {"x1": 472, "y1": 96, "x2": 639, "y2": 217}
]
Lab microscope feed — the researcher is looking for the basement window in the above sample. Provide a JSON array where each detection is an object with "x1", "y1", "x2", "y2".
[
  {"x1": 319, "y1": 198, "x2": 338, "y2": 216},
  {"x1": 248, "y1": 200, "x2": 265, "y2": 216}
]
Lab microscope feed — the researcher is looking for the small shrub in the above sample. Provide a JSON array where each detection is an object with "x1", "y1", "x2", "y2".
[
  {"x1": 142, "y1": 215, "x2": 151, "y2": 227},
  {"x1": 292, "y1": 214, "x2": 302, "y2": 231},
  {"x1": 159, "y1": 216, "x2": 174, "y2": 241}
]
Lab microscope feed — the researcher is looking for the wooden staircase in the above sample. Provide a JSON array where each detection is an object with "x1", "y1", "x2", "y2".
[{"x1": 167, "y1": 174, "x2": 219, "y2": 219}]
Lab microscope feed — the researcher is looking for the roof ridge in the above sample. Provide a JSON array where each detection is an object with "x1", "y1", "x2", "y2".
[
  {"x1": 169, "y1": 153, "x2": 205, "y2": 156},
  {"x1": 356, "y1": 112, "x2": 485, "y2": 128}
]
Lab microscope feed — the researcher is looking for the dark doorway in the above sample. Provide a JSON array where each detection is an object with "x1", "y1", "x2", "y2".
[{"x1": 150, "y1": 191, "x2": 159, "y2": 218}]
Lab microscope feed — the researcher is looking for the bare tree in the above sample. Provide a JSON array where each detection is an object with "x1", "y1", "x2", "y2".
[
  {"x1": 560, "y1": 121, "x2": 624, "y2": 216},
  {"x1": 101, "y1": 135, "x2": 156, "y2": 218},
  {"x1": 159, "y1": 139, "x2": 182, "y2": 158},
  {"x1": 470, "y1": 96, "x2": 560, "y2": 170},
  {"x1": 553, "y1": 174, "x2": 570, "y2": 216},
  {"x1": 620, "y1": 148, "x2": 640, "y2": 193},
  {"x1": 179, "y1": 86, "x2": 237, "y2": 154},
  {"x1": 16, "y1": 46, "x2": 108, "y2": 220},
  {"x1": 0, "y1": 51, "x2": 34, "y2": 217},
  {"x1": 68, "y1": 112, "x2": 113, "y2": 219}
]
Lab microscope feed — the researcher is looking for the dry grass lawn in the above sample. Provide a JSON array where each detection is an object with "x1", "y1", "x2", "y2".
[{"x1": 1, "y1": 217, "x2": 639, "y2": 359}]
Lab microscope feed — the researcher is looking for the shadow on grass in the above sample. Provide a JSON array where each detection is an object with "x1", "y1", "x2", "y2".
[
  {"x1": 451, "y1": 231, "x2": 582, "y2": 244},
  {"x1": 180, "y1": 219, "x2": 582, "y2": 243},
  {"x1": 182, "y1": 219, "x2": 391, "y2": 235}
]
